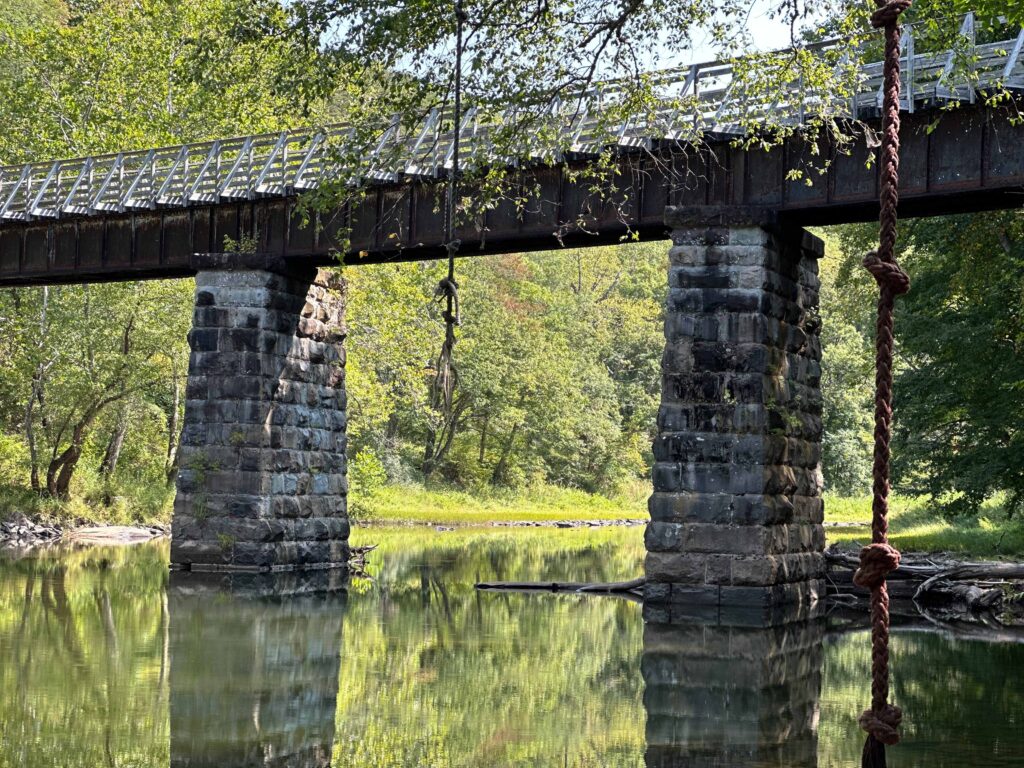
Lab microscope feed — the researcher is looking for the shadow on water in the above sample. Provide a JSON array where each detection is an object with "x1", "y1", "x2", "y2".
[{"x1": 168, "y1": 569, "x2": 349, "y2": 768}]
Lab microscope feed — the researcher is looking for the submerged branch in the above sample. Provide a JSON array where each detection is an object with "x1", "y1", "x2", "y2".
[
  {"x1": 826, "y1": 547, "x2": 1024, "y2": 622},
  {"x1": 475, "y1": 576, "x2": 645, "y2": 597}
]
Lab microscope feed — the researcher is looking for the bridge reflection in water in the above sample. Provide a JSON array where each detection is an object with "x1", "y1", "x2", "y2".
[
  {"x1": 642, "y1": 603, "x2": 825, "y2": 768},
  {"x1": 168, "y1": 570, "x2": 348, "y2": 768},
  {"x1": 167, "y1": 571, "x2": 826, "y2": 768}
]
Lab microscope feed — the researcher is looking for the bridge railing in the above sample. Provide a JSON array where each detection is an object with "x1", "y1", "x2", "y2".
[{"x1": 1, "y1": 12, "x2": 1020, "y2": 225}]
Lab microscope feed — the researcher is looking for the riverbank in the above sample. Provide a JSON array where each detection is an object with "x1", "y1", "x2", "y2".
[
  {"x1": 0, "y1": 482, "x2": 174, "y2": 529},
  {"x1": 824, "y1": 494, "x2": 1024, "y2": 560},
  {"x1": 0, "y1": 513, "x2": 168, "y2": 551},
  {"x1": 351, "y1": 483, "x2": 645, "y2": 525},
  {"x1": 4, "y1": 483, "x2": 1024, "y2": 560}
]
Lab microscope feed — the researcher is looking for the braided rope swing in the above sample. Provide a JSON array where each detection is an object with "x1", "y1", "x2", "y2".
[
  {"x1": 856, "y1": 0, "x2": 913, "y2": 764},
  {"x1": 431, "y1": 0, "x2": 466, "y2": 416}
]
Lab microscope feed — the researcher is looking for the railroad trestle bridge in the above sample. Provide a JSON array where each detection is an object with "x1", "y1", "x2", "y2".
[{"x1": 3, "y1": 13, "x2": 1023, "y2": 613}]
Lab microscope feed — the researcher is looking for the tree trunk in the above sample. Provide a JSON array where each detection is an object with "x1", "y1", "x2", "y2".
[
  {"x1": 46, "y1": 394, "x2": 124, "y2": 499},
  {"x1": 422, "y1": 428, "x2": 438, "y2": 479},
  {"x1": 165, "y1": 368, "x2": 181, "y2": 484},
  {"x1": 26, "y1": 287, "x2": 50, "y2": 493},
  {"x1": 423, "y1": 398, "x2": 469, "y2": 479},
  {"x1": 385, "y1": 412, "x2": 400, "y2": 441},
  {"x1": 491, "y1": 422, "x2": 520, "y2": 485},
  {"x1": 100, "y1": 407, "x2": 129, "y2": 479},
  {"x1": 24, "y1": 377, "x2": 42, "y2": 493},
  {"x1": 478, "y1": 413, "x2": 489, "y2": 464},
  {"x1": 47, "y1": 440, "x2": 84, "y2": 500}
]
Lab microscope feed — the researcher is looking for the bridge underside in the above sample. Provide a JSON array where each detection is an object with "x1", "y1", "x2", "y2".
[{"x1": 1, "y1": 105, "x2": 1023, "y2": 287}]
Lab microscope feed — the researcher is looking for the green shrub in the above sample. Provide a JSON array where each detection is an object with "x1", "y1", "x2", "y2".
[
  {"x1": 348, "y1": 449, "x2": 388, "y2": 521},
  {"x1": 0, "y1": 433, "x2": 29, "y2": 486}
]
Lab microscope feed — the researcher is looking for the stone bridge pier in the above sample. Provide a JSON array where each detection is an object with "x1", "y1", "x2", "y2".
[
  {"x1": 171, "y1": 256, "x2": 349, "y2": 571},
  {"x1": 645, "y1": 206, "x2": 826, "y2": 611}
]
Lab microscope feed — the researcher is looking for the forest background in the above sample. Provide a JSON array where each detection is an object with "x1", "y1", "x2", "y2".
[{"x1": 0, "y1": 0, "x2": 1021, "y2": 541}]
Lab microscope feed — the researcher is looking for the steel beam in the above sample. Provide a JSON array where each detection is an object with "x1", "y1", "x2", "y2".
[{"x1": 2, "y1": 102, "x2": 1024, "y2": 287}]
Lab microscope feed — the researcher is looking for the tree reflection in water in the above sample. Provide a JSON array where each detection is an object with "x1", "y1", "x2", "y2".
[
  {"x1": 2, "y1": 530, "x2": 1024, "y2": 767},
  {"x1": 0, "y1": 542, "x2": 171, "y2": 768}
]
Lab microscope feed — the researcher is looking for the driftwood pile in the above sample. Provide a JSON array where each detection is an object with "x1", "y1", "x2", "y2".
[
  {"x1": 826, "y1": 546, "x2": 1024, "y2": 623},
  {"x1": 472, "y1": 549, "x2": 1024, "y2": 627}
]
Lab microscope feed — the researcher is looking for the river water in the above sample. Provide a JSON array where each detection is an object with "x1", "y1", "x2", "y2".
[{"x1": 0, "y1": 526, "x2": 1021, "y2": 767}]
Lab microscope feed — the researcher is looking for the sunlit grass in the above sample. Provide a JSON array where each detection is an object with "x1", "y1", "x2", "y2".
[
  {"x1": 825, "y1": 493, "x2": 1024, "y2": 559},
  {"x1": 0, "y1": 480, "x2": 174, "y2": 527},
  {"x1": 352, "y1": 482, "x2": 646, "y2": 525}
]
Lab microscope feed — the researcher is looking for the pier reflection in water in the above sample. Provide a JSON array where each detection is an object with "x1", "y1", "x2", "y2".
[
  {"x1": 168, "y1": 569, "x2": 348, "y2": 768},
  {"x1": 642, "y1": 603, "x2": 824, "y2": 768}
]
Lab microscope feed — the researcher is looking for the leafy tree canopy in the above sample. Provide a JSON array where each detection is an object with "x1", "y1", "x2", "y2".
[{"x1": 833, "y1": 210, "x2": 1024, "y2": 517}]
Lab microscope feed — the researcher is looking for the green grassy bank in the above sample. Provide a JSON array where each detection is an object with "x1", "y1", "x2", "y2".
[
  {"x1": 0, "y1": 481, "x2": 175, "y2": 528},
  {"x1": 825, "y1": 494, "x2": 1024, "y2": 559},
  {"x1": 352, "y1": 487, "x2": 1024, "y2": 560},
  {"x1": 350, "y1": 483, "x2": 646, "y2": 524},
  {"x1": 4, "y1": 481, "x2": 1024, "y2": 560},
  {"x1": 0, "y1": 480, "x2": 647, "y2": 528}
]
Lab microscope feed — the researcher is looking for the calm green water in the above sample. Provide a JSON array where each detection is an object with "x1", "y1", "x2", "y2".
[{"x1": 0, "y1": 526, "x2": 1021, "y2": 767}]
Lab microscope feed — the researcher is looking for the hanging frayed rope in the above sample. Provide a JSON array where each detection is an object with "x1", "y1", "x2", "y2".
[
  {"x1": 858, "y1": 0, "x2": 912, "y2": 764},
  {"x1": 432, "y1": 256, "x2": 460, "y2": 413},
  {"x1": 431, "y1": 0, "x2": 466, "y2": 415}
]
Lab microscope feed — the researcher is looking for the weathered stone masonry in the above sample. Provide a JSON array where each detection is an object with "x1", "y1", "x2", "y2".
[
  {"x1": 171, "y1": 258, "x2": 349, "y2": 571},
  {"x1": 645, "y1": 207, "x2": 826, "y2": 611}
]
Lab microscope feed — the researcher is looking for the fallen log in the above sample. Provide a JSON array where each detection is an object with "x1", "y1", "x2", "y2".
[
  {"x1": 913, "y1": 563, "x2": 1024, "y2": 607},
  {"x1": 917, "y1": 581, "x2": 1003, "y2": 612},
  {"x1": 914, "y1": 563, "x2": 1024, "y2": 593},
  {"x1": 475, "y1": 576, "x2": 646, "y2": 596},
  {"x1": 826, "y1": 547, "x2": 1024, "y2": 621},
  {"x1": 575, "y1": 577, "x2": 647, "y2": 593},
  {"x1": 825, "y1": 550, "x2": 950, "y2": 579}
]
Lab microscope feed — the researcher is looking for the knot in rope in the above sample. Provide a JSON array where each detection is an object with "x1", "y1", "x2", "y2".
[
  {"x1": 859, "y1": 703, "x2": 904, "y2": 745},
  {"x1": 870, "y1": 0, "x2": 912, "y2": 29},
  {"x1": 858, "y1": 0, "x2": 910, "y2": 760},
  {"x1": 863, "y1": 251, "x2": 910, "y2": 295},
  {"x1": 853, "y1": 542, "x2": 901, "y2": 590},
  {"x1": 436, "y1": 275, "x2": 461, "y2": 326}
]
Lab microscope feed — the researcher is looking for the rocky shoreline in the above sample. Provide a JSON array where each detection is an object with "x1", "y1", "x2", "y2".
[
  {"x1": 0, "y1": 514, "x2": 167, "y2": 552},
  {"x1": 359, "y1": 518, "x2": 648, "y2": 530},
  {"x1": 1, "y1": 514, "x2": 642, "y2": 552},
  {"x1": 0, "y1": 515, "x2": 63, "y2": 548}
]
